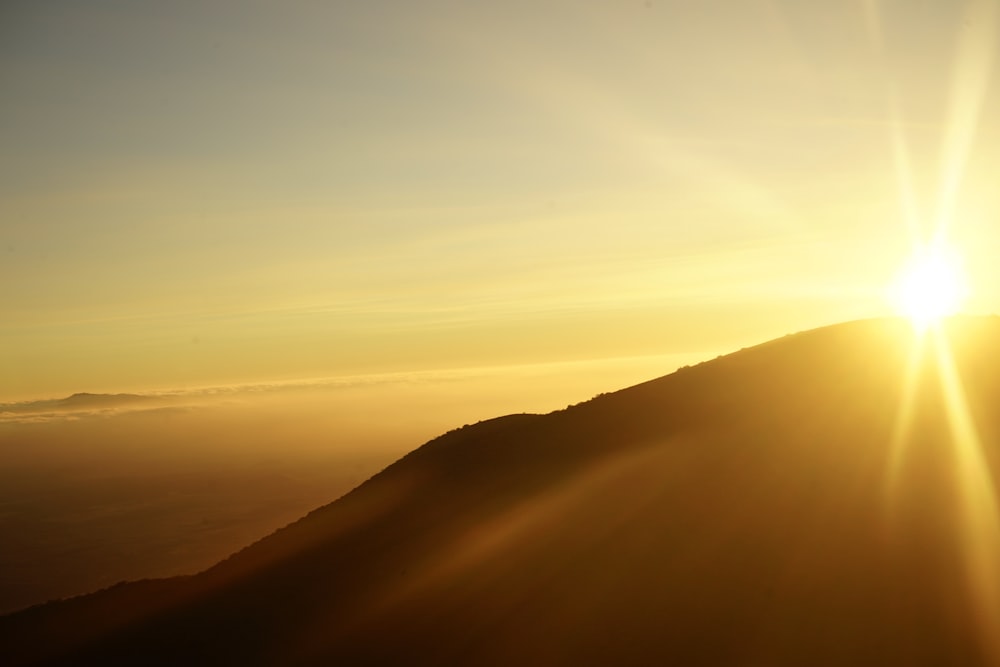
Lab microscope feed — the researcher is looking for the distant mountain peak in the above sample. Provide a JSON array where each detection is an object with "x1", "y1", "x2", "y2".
[{"x1": 59, "y1": 392, "x2": 153, "y2": 405}]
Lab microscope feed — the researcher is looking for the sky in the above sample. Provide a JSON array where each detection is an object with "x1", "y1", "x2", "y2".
[{"x1": 2, "y1": 0, "x2": 1000, "y2": 404}]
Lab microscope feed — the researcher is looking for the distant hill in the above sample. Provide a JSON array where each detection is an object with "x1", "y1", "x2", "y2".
[
  {"x1": 4, "y1": 317, "x2": 1000, "y2": 666},
  {"x1": 1, "y1": 393, "x2": 160, "y2": 415},
  {"x1": 56, "y1": 393, "x2": 157, "y2": 408}
]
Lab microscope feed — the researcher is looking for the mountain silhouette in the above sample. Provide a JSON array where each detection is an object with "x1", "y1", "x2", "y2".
[
  {"x1": 4, "y1": 317, "x2": 1000, "y2": 666},
  {"x1": 56, "y1": 393, "x2": 157, "y2": 408},
  {"x1": 1, "y1": 393, "x2": 160, "y2": 415}
]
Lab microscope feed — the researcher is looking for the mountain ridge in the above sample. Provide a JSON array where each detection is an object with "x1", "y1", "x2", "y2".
[
  {"x1": 4, "y1": 316, "x2": 1000, "y2": 665},
  {"x1": 0, "y1": 393, "x2": 160, "y2": 415}
]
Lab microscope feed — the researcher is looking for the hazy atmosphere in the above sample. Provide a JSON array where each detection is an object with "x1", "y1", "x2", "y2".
[
  {"x1": 4, "y1": 3, "x2": 1000, "y2": 663},
  {"x1": 4, "y1": 0, "x2": 1000, "y2": 403}
]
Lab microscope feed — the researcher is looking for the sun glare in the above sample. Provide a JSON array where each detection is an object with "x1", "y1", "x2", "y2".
[{"x1": 890, "y1": 243, "x2": 968, "y2": 328}]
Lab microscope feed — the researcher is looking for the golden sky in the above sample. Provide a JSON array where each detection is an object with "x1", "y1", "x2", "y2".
[{"x1": 2, "y1": 0, "x2": 1000, "y2": 402}]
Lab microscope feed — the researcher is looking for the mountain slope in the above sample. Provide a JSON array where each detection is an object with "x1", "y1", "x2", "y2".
[{"x1": 4, "y1": 317, "x2": 1000, "y2": 666}]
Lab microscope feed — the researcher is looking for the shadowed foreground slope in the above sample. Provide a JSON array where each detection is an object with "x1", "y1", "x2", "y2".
[{"x1": 4, "y1": 317, "x2": 1000, "y2": 666}]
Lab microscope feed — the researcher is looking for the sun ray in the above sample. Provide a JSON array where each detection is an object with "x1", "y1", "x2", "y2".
[
  {"x1": 882, "y1": 4, "x2": 999, "y2": 651},
  {"x1": 933, "y1": 0, "x2": 999, "y2": 238},
  {"x1": 930, "y1": 327, "x2": 1000, "y2": 664},
  {"x1": 884, "y1": 325, "x2": 1000, "y2": 662},
  {"x1": 883, "y1": 327, "x2": 927, "y2": 507}
]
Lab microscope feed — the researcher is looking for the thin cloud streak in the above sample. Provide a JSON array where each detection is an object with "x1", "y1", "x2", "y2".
[{"x1": 0, "y1": 352, "x2": 699, "y2": 425}]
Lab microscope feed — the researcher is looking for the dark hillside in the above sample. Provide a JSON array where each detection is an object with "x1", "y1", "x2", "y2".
[{"x1": 4, "y1": 317, "x2": 1000, "y2": 666}]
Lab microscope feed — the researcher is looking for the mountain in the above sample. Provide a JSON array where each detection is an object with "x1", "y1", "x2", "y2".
[
  {"x1": 0, "y1": 393, "x2": 160, "y2": 415},
  {"x1": 55, "y1": 393, "x2": 158, "y2": 409},
  {"x1": 3, "y1": 317, "x2": 1000, "y2": 666}
]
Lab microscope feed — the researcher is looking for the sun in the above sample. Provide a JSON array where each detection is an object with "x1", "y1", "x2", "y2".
[{"x1": 890, "y1": 242, "x2": 968, "y2": 328}]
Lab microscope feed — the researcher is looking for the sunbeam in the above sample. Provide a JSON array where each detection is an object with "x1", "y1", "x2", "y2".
[
  {"x1": 931, "y1": 327, "x2": 1000, "y2": 664},
  {"x1": 934, "y1": 0, "x2": 999, "y2": 237},
  {"x1": 881, "y1": 2, "x2": 1000, "y2": 659},
  {"x1": 883, "y1": 326, "x2": 928, "y2": 505},
  {"x1": 883, "y1": 321, "x2": 1000, "y2": 663}
]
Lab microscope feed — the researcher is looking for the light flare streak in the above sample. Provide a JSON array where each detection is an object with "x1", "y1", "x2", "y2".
[
  {"x1": 885, "y1": 323, "x2": 1000, "y2": 662},
  {"x1": 930, "y1": 327, "x2": 1000, "y2": 663},
  {"x1": 883, "y1": 327, "x2": 927, "y2": 506},
  {"x1": 883, "y1": 0, "x2": 1000, "y2": 660},
  {"x1": 933, "y1": 0, "x2": 999, "y2": 237}
]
